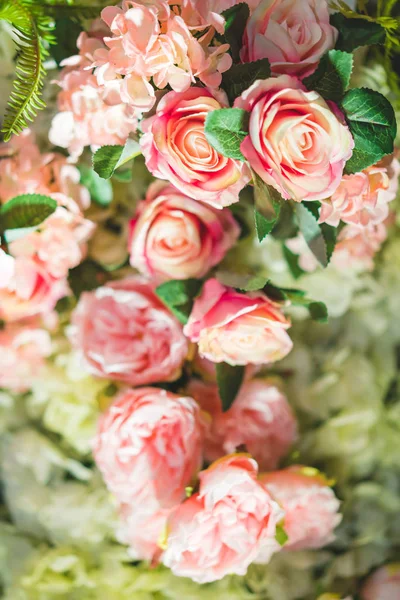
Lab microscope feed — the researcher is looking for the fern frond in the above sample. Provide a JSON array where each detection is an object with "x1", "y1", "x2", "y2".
[{"x1": 0, "y1": 0, "x2": 55, "y2": 142}]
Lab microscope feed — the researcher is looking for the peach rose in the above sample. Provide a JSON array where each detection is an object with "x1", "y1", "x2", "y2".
[
  {"x1": 260, "y1": 466, "x2": 341, "y2": 551},
  {"x1": 129, "y1": 182, "x2": 240, "y2": 282},
  {"x1": 94, "y1": 387, "x2": 206, "y2": 506},
  {"x1": 361, "y1": 564, "x2": 400, "y2": 600},
  {"x1": 234, "y1": 76, "x2": 354, "y2": 202},
  {"x1": 69, "y1": 276, "x2": 188, "y2": 385},
  {"x1": 184, "y1": 278, "x2": 293, "y2": 366},
  {"x1": 187, "y1": 378, "x2": 297, "y2": 469},
  {"x1": 163, "y1": 455, "x2": 284, "y2": 582},
  {"x1": 0, "y1": 256, "x2": 68, "y2": 323},
  {"x1": 241, "y1": 0, "x2": 338, "y2": 78},
  {"x1": 180, "y1": 0, "x2": 260, "y2": 34},
  {"x1": 141, "y1": 87, "x2": 250, "y2": 208}
]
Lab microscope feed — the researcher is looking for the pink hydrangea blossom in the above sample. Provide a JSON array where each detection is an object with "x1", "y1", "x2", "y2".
[
  {"x1": 184, "y1": 278, "x2": 293, "y2": 366},
  {"x1": 69, "y1": 276, "x2": 188, "y2": 385},
  {"x1": 361, "y1": 564, "x2": 400, "y2": 600},
  {"x1": 128, "y1": 181, "x2": 240, "y2": 282},
  {"x1": 180, "y1": 0, "x2": 260, "y2": 34},
  {"x1": 163, "y1": 455, "x2": 284, "y2": 582},
  {"x1": 260, "y1": 466, "x2": 341, "y2": 551},
  {"x1": 332, "y1": 223, "x2": 389, "y2": 272},
  {"x1": 187, "y1": 378, "x2": 297, "y2": 469},
  {"x1": 241, "y1": 0, "x2": 338, "y2": 78},
  {"x1": 94, "y1": 387, "x2": 206, "y2": 506}
]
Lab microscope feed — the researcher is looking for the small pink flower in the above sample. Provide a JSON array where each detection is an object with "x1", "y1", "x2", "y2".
[
  {"x1": 117, "y1": 501, "x2": 171, "y2": 562},
  {"x1": 180, "y1": 0, "x2": 260, "y2": 34},
  {"x1": 234, "y1": 76, "x2": 354, "y2": 202},
  {"x1": 94, "y1": 387, "x2": 206, "y2": 506},
  {"x1": 332, "y1": 223, "x2": 388, "y2": 271},
  {"x1": 187, "y1": 377, "x2": 297, "y2": 469},
  {"x1": 184, "y1": 278, "x2": 293, "y2": 366},
  {"x1": 141, "y1": 87, "x2": 250, "y2": 207},
  {"x1": 163, "y1": 455, "x2": 284, "y2": 582},
  {"x1": 241, "y1": 0, "x2": 338, "y2": 78},
  {"x1": 361, "y1": 564, "x2": 400, "y2": 600},
  {"x1": 129, "y1": 181, "x2": 240, "y2": 282},
  {"x1": 260, "y1": 466, "x2": 341, "y2": 551},
  {"x1": 69, "y1": 276, "x2": 188, "y2": 385},
  {"x1": 0, "y1": 321, "x2": 52, "y2": 392}
]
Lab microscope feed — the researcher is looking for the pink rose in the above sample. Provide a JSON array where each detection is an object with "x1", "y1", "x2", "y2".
[
  {"x1": 260, "y1": 466, "x2": 341, "y2": 551},
  {"x1": 69, "y1": 276, "x2": 188, "y2": 385},
  {"x1": 0, "y1": 322, "x2": 51, "y2": 392},
  {"x1": 94, "y1": 387, "x2": 206, "y2": 506},
  {"x1": 129, "y1": 182, "x2": 240, "y2": 282},
  {"x1": 184, "y1": 278, "x2": 293, "y2": 366},
  {"x1": 361, "y1": 564, "x2": 400, "y2": 600},
  {"x1": 234, "y1": 76, "x2": 354, "y2": 202},
  {"x1": 241, "y1": 0, "x2": 338, "y2": 78},
  {"x1": 117, "y1": 501, "x2": 170, "y2": 562},
  {"x1": 180, "y1": 0, "x2": 260, "y2": 34},
  {"x1": 0, "y1": 249, "x2": 15, "y2": 289},
  {"x1": 187, "y1": 377, "x2": 297, "y2": 469},
  {"x1": 163, "y1": 455, "x2": 284, "y2": 582},
  {"x1": 332, "y1": 223, "x2": 388, "y2": 271},
  {"x1": 141, "y1": 87, "x2": 250, "y2": 207},
  {"x1": 0, "y1": 256, "x2": 68, "y2": 323}
]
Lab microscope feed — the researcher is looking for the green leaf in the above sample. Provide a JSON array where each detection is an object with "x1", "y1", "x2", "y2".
[
  {"x1": 282, "y1": 244, "x2": 306, "y2": 280},
  {"x1": 303, "y1": 50, "x2": 353, "y2": 103},
  {"x1": 222, "y1": 59, "x2": 271, "y2": 105},
  {"x1": 275, "y1": 524, "x2": 289, "y2": 546},
  {"x1": 222, "y1": 2, "x2": 250, "y2": 63},
  {"x1": 216, "y1": 362, "x2": 245, "y2": 412},
  {"x1": 79, "y1": 165, "x2": 113, "y2": 206},
  {"x1": 331, "y1": 13, "x2": 386, "y2": 53},
  {"x1": 204, "y1": 108, "x2": 249, "y2": 160},
  {"x1": 155, "y1": 279, "x2": 203, "y2": 325},
  {"x1": 294, "y1": 202, "x2": 336, "y2": 267},
  {"x1": 0, "y1": 194, "x2": 57, "y2": 232},
  {"x1": 92, "y1": 139, "x2": 141, "y2": 179},
  {"x1": 341, "y1": 88, "x2": 397, "y2": 173},
  {"x1": 253, "y1": 173, "x2": 283, "y2": 241}
]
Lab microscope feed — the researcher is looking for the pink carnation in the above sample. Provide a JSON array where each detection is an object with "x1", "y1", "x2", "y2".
[
  {"x1": 141, "y1": 87, "x2": 249, "y2": 207},
  {"x1": 0, "y1": 321, "x2": 52, "y2": 392},
  {"x1": 184, "y1": 278, "x2": 293, "y2": 366},
  {"x1": 129, "y1": 181, "x2": 240, "y2": 282},
  {"x1": 260, "y1": 466, "x2": 341, "y2": 552},
  {"x1": 92, "y1": 2, "x2": 231, "y2": 112},
  {"x1": 50, "y1": 32, "x2": 138, "y2": 159},
  {"x1": 94, "y1": 387, "x2": 206, "y2": 507},
  {"x1": 361, "y1": 564, "x2": 400, "y2": 600},
  {"x1": 234, "y1": 76, "x2": 354, "y2": 202},
  {"x1": 69, "y1": 276, "x2": 188, "y2": 385},
  {"x1": 187, "y1": 378, "x2": 297, "y2": 469},
  {"x1": 241, "y1": 0, "x2": 338, "y2": 78},
  {"x1": 163, "y1": 455, "x2": 284, "y2": 582}
]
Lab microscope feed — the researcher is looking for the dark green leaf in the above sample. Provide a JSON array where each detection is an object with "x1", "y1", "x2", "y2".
[
  {"x1": 303, "y1": 50, "x2": 353, "y2": 103},
  {"x1": 222, "y1": 59, "x2": 271, "y2": 105},
  {"x1": 275, "y1": 524, "x2": 289, "y2": 546},
  {"x1": 79, "y1": 165, "x2": 113, "y2": 206},
  {"x1": 341, "y1": 88, "x2": 397, "y2": 173},
  {"x1": 93, "y1": 139, "x2": 141, "y2": 179},
  {"x1": 68, "y1": 260, "x2": 110, "y2": 298},
  {"x1": 253, "y1": 173, "x2": 283, "y2": 241},
  {"x1": 294, "y1": 202, "x2": 337, "y2": 267},
  {"x1": 204, "y1": 108, "x2": 249, "y2": 160},
  {"x1": 331, "y1": 13, "x2": 386, "y2": 53},
  {"x1": 51, "y1": 18, "x2": 83, "y2": 66},
  {"x1": 282, "y1": 244, "x2": 306, "y2": 280},
  {"x1": 0, "y1": 194, "x2": 57, "y2": 232},
  {"x1": 222, "y1": 2, "x2": 250, "y2": 63},
  {"x1": 155, "y1": 279, "x2": 203, "y2": 325},
  {"x1": 112, "y1": 169, "x2": 133, "y2": 183},
  {"x1": 308, "y1": 301, "x2": 329, "y2": 323},
  {"x1": 216, "y1": 362, "x2": 245, "y2": 411}
]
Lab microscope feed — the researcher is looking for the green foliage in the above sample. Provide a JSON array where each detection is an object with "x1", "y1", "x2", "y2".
[
  {"x1": 204, "y1": 108, "x2": 249, "y2": 160},
  {"x1": 341, "y1": 88, "x2": 397, "y2": 173},
  {"x1": 0, "y1": 193, "x2": 57, "y2": 233},
  {"x1": 92, "y1": 140, "x2": 141, "y2": 180},
  {"x1": 282, "y1": 244, "x2": 306, "y2": 280},
  {"x1": 294, "y1": 202, "x2": 336, "y2": 268},
  {"x1": 221, "y1": 2, "x2": 249, "y2": 63},
  {"x1": 252, "y1": 172, "x2": 283, "y2": 242},
  {"x1": 331, "y1": 12, "x2": 386, "y2": 52},
  {"x1": 79, "y1": 165, "x2": 113, "y2": 207},
  {"x1": 303, "y1": 49, "x2": 353, "y2": 102},
  {"x1": 216, "y1": 362, "x2": 245, "y2": 412},
  {"x1": 221, "y1": 59, "x2": 271, "y2": 105},
  {"x1": 155, "y1": 279, "x2": 203, "y2": 325},
  {"x1": 275, "y1": 524, "x2": 289, "y2": 546}
]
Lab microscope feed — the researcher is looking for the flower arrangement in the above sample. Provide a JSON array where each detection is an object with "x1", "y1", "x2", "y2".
[{"x1": 0, "y1": 0, "x2": 400, "y2": 599}]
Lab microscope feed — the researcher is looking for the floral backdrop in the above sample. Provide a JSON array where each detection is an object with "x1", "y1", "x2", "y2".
[{"x1": 0, "y1": 1, "x2": 399, "y2": 599}]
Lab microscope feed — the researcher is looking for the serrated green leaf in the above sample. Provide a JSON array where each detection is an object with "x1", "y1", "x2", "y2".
[
  {"x1": 303, "y1": 50, "x2": 353, "y2": 103},
  {"x1": 253, "y1": 173, "x2": 283, "y2": 241},
  {"x1": 275, "y1": 524, "x2": 289, "y2": 546},
  {"x1": 204, "y1": 108, "x2": 249, "y2": 160},
  {"x1": 0, "y1": 194, "x2": 57, "y2": 232},
  {"x1": 216, "y1": 362, "x2": 245, "y2": 411},
  {"x1": 222, "y1": 2, "x2": 249, "y2": 63},
  {"x1": 155, "y1": 279, "x2": 203, "y2": 325},
  {"x1": 79, "y1": 165, "x2": 113, "y2": 207},
  {"x1": 282, "y1": 244, "x2": 306, "y2": 280},
  {"x1": 92, "y1": 139, "x2": 141, "y2": 179},
  {"x1": 222, "y1": 59, "x2": 271, "y2": 105},
  {"x1": 341, "y1": 88, "x2": 397, "y2": 173},
  {"x1": 331, "y1": 13, "x2": 386, "y2": 52},
  {"x1": 294, "y1": 203, "x2": 327, "y2": 267}
]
